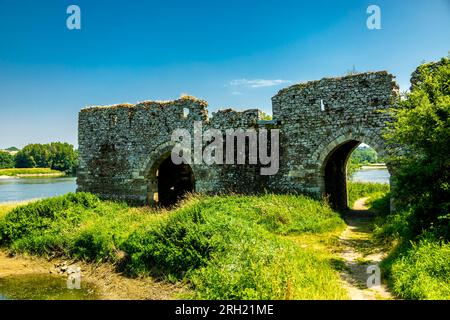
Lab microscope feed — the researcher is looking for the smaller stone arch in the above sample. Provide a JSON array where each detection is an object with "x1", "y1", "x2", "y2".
[
  {"x1": 314, "y1": 130, "x2": 391, "y2": 210},
  {"x1": 140, "y1": 142, "x2": 195, "y2": 206}
]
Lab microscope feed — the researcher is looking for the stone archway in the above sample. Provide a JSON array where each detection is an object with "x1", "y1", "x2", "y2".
[
  {"x1": 140, "y1": 142, "x2": 195, "y2": 206},
  {"x1": 314, "y1": 131, "x2": 390, "y2": 210}
]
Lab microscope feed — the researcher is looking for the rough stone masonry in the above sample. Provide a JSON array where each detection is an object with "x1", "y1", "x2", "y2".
[{"x1": 77, "y1": 71, "x2": 399, "y2": 210}]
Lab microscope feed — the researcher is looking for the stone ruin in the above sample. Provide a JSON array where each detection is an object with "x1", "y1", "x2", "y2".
[{"x1": 77, "y1": 71, "x2": 399, "y2": 210}]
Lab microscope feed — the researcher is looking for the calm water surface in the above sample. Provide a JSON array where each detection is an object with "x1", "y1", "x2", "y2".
[
  {"x1": 0, "y1": 177, "x2": 77, "y2": 203},
  {"x1": 0, "y1": 274, "x2": 99, "y2": 300},
  {"x1": 352, "y1": 168, "x2": 390, "y2": 184}
]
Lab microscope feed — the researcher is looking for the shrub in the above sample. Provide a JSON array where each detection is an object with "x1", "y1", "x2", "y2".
[{"x1": 0, "y1": 193, "x2": 100, "y2": 245}]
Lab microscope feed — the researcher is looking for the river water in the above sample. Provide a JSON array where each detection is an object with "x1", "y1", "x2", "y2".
[
  {"x1": 351, "y1": 168, "x2": 390, "y2": 184},
  {"x1": 0, "y1": 177, "x2": 77, "y2": 203},
  {"x1": 0, "y1": 274, "x2": 99, "y2": 300}
]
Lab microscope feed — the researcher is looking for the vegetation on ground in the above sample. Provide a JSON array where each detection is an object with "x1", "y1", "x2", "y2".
[
  {"x1": 347, "y1": 181, "x2": 389, "y2": 209},
  {"x1": 0, "y1": 192, "x2": 347, "y2": 300},
  {"x1": 0, "y1": 168, "x2": 64, "y2": 177}
]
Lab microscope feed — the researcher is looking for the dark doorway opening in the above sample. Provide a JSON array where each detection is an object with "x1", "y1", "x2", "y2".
[
  {"x1": 324, "y1": 140, "x2": 360, "y2": 211},
  {"x1": 157, "y1": 156, "x2": 195, "y2": 207}
]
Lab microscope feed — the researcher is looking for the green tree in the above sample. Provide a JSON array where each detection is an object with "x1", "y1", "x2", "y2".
[
  {"x1": 14, "y1": 142, "x2": 78, "y2": 174},
  {"x1": 14, "y1": 152, "x2": 36, "y2": 168},
  {"x1": 15, "y1": 144, "x2": 50, "y2": 168},
  {"x1": 48, "y1": 142, "x2": 78, "y2": 174},
  {"x1": 351, "y1": 147, "x2": 378, "y2": 164},
  {"x1": 0, "y1": 151, "x2": 15, "y2": 169},
  {"x1": 385, "y1": 57, "x2": 450, "y2": 239}
]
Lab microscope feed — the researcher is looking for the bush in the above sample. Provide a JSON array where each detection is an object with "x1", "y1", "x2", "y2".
[
  {"x1": 121, "y1": 195, "x2": 346, "y2": 298},
  {"x1": 0, "y1": 193, "x2": 100, "y2": 246},
  {"x1": 122, "y1": 204, "x2": 231, "y2": 278}
]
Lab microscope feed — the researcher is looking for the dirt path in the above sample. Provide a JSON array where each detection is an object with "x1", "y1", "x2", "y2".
[
  {"x1": 338, "y1": 197, "x2": 392, "y2": 300},
  {"x1": 0, "y1": 251, "x2": 188, "y2": 300}
]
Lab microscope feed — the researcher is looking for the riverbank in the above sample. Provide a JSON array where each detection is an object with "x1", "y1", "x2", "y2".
[
  {"x1": 360, "y1": 163, "x2": 387, "y2": 170},
  {"x1": 0, "y1": 168, "x2": 65, "y2": 178},
  {"x1": 2, "y1": 188, "x2": 446, "y2": 300},
  {"x1": 0, "y1": 193, "x2": 349, "y2": 300}
]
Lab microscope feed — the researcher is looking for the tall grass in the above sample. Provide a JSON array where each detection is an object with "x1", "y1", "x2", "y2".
[
  {"x1": 381, "y1": 236, "x2": 450, "y2": 299},
  {"x1": 0, "y1": 192, "x2": 347, "y2": 299}
]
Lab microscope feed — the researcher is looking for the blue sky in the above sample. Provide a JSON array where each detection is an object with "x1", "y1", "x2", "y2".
[{"x1": 0, "y1": 0, "x2": 449, "y2": 149}]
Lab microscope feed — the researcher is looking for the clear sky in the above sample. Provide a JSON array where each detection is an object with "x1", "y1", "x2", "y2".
[{"x1": 0, "y1": 0, "x2": 449, "y2": 149}]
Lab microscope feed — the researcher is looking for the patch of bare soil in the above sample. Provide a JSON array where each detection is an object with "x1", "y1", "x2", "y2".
[
  {"x1": 0, "y1": 251, "x2": 188, "y2": 300},
  {"x1": 338, "y1": 197, "x2": 393, "y2": 300}
]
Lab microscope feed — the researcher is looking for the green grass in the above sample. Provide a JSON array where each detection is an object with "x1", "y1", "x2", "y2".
[
  {"x1": 0, "y1": 192, "x2": 347, "y2": 300},
  {"x1": 347, "y1": 181, "x2": 390, "y2": 209},
  {"x1": 373, "y1": 202, "x2": 450, "y2": 300},
  {"x1": 0, "y1": 201, "x2": 36, "y2": 219},
  {"x1": 381, "y1": 237, "x2": 450, "y2": 299},
  {"x1": 0, "y1": 168, "x2": 64, "y2": 176}
]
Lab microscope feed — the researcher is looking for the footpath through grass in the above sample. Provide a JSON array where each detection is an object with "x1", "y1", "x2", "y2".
[
  {"x1": 347, "y1": 181, "x2": 389, "y2": 210},
  {"x1": 347, "y1": 181, "x2": 450, "y2": 300},
  {"x1": 0, "y1": 192, "x2": 348, "y2": 300}
]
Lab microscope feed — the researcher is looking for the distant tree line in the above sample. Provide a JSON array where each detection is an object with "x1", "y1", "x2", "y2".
[
  {"x1": 0, "y1": 143, "x2": 78, "y2": 174},
  {"x1": 351, "y1": 147, "x2": 379, "y2": 164},
  {"x1": 347, "y1": 146, "x2": 380, "y2": 178}
]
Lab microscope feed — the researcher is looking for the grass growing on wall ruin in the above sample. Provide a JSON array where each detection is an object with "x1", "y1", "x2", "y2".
[{"x1": 0, "y1": 192, "x2": 347, "y2": 300}]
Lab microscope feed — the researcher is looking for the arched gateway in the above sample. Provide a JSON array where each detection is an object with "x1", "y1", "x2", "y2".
[{"x1": 77, "y1": 71, "x2": 399, "y2": 208}]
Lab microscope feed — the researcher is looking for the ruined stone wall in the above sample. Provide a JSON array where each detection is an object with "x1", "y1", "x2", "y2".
[
  {"x1": 77, "y1": 97, "x2": 266, "y2": 204},
  {"x1": 78, "y1": 71, "x2": 399, "y2": 206},
  {"x1": 78, "y1": 97, "x2": 205, "y2": 204}
]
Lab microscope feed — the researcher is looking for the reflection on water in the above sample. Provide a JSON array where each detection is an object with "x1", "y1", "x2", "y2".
[
  {"x1": 0, "y1": 274, "x2": 99, "y2": 300},
  {"x1": 0, "y1": 177, "x2": 77, "y2": 203},
  {"x1": 352, "y1": 168, "x2": 390, "y2": 184}
]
